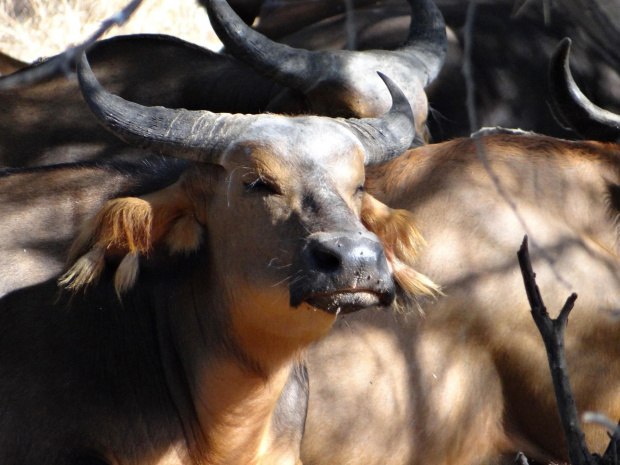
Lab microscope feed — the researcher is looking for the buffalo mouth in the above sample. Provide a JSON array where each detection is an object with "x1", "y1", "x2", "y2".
[{"x1": 303, "y1": 289, "x2": 394, "y2": 315}]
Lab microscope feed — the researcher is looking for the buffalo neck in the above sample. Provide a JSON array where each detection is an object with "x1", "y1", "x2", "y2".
[
  {"x1": 193, "y1": 358, "x2": 302, "y2": 465},
  {"x1": 151, "y1": 255, "x2": 307, "y2": 464}
]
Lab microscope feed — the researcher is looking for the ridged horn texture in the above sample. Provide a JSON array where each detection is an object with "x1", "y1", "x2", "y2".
[
  {"x1": 77, "y1": 54, "x2": 414, "y2": 166},
  {"x1": 549, "y1": 38, "x2": 620, "y2": 142},
  {"x1": 77, "y1": 52, "x2": 258, "y2": 163},
  {"x1": 204, "y1": 0, "x2": 446, "y2": 91},
  {"x1": 347, "y1": 72, "x2": 416, "y2": 166}
]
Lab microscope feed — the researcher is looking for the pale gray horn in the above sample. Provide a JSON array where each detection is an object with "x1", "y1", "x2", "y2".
[{"x1": 549, "y1": 38, "x2": 620, "y2": 142}]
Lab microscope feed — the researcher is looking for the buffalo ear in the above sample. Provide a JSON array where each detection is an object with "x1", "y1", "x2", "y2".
[
  {"x1": 361, "y1": 193, "x2": 440, "y2": 307},
  {"x1": 59, "y1": 178, "x2": 203, "y2": 298}
]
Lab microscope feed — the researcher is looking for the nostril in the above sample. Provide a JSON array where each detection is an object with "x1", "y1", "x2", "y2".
[{"x1": 310, "y1": 245, "x2": 342, "y2": 273}]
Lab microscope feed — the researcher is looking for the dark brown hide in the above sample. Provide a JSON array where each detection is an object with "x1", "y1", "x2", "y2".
[{"x1": 0, "y1": 157, "x2": 189, "y2": 296}]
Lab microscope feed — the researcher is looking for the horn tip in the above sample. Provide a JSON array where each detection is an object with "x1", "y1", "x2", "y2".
[
  {"x1": 375, "y1": 71, "x2": 416, "y2": 131},
  {"x1": 375, "y1": 72, "x2": 410, "y2": 111},
  {"x1": 554, "y1": 37, "x2": 572, "y2": 66}
]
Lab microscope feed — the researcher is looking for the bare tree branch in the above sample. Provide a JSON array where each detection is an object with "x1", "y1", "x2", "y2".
[
  {"x1": 0, "y1": 0, "x2": 144, "y2": 90},
  {"x1": 603, "y1": 424, "x2": 620, "y2": 465},
  {"x1": 517, "y1": 235, "x2": 596, "y2": 465}
]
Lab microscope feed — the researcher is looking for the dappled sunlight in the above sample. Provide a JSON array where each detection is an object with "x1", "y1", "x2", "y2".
[{"x1": 0, "y1": 0, "x2": 221, "y2": 62}]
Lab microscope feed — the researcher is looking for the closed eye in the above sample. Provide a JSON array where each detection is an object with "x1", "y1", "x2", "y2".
[{"x1": 244, "y1": 178, "x2": 280, "y2": 195}]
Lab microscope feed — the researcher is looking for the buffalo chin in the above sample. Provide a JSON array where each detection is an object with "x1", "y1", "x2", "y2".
[{"x1": 303, "y1": 290, "x2": 394, "y2": 315}]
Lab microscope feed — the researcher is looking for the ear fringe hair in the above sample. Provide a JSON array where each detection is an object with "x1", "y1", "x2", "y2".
[
  {"x1": 114, "y1": 251, "x2": 140, "y2": 299},
  {"x1": 60, "y1": 194, "x2": 204, "y2": 298},
  {"x1": 384, "y1": 249, "x2": 442, "y2": 314},
  {"x1": 58, "y1": 246, "x2": 106, "y2": 291},
  {"x1": 60, "y1": 198, "x2": 154, "y2": 295},
  {"x1": 362, "y1": 194, "x2": 441, "y2": 312},
  {"x1": 94, "y1": 198, "x2": 154, "y2": 254}
]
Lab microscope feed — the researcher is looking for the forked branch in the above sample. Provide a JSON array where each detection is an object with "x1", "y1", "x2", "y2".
[
  {"x1": 583, "y1": 413, "x2": 620, "y2": 465},
  {"x1": 517, "y1": 235, "x2": 595, "y2": 465}
]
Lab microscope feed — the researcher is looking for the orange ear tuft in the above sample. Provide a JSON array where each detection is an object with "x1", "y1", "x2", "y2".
[
  {"x1": 94, "y1": 198, "x2": 153, "y2": 254},
  {"x1": 61, "y1": 197, "x2": 153, "y2": 294},
  {"x1": 361, "y1": 193, "x2": 440, "y2": 306},
  {"x1": 60, "y1": 177, "x2": 204, "y2": 297}
]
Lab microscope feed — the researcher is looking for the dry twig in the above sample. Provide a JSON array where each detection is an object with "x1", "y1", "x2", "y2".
[
  {"x1": 517, "y1": 235, "x2": 595, "y2": 465},
  {"x1": 0, "y1": 0, "x2": 143, "y2": 90}
]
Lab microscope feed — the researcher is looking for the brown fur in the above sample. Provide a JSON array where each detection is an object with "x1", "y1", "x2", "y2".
[
  {"x1": 302, "y1": 132, "x2": 620, "y2": 465},
  {"x1": 0, "y1": 50, "x2": 26, "y2": 76}
]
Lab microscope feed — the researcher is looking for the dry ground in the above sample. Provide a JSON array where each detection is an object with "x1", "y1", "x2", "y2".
[{"x1": 0, "y1": 0, "x2": 222, "y2": 63}]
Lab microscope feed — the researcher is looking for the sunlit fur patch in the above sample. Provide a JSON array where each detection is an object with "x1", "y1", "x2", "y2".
[
  {"x1": 60, "y1": 192, "x2": 203, "y2": 298},
  {"x1": 361, "y1": 193, "x2": 440, "y2": 312},
  {"x1": 68, "y1": 197, "x2": 154, "y2": 264}
]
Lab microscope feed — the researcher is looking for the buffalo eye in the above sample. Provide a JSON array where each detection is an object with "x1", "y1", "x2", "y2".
[{"x1": 243, "y1": 178, "x2": 280, "y2": 195}]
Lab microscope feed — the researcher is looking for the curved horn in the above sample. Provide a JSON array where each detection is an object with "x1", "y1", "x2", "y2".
[
  {"x1": 204, "y1": 0, "x2": 320, "y2": 92},
  {"x1": 78, "y1": 55, "x2": 413, "y2": 167},
  {"x1": 346, "y1": 72, "x2": 418, "y2": 166},
  {"x1": 403, "y1": 0, "x2": 447, "y2": 85},
  {"x1": 549, "y1": 38, "x2": 620, "y2": 142},
  {"x1": 76, "y1": 52, "x2": 257, "y2": 163},
  {"x1": 204, "y1": 0, "x2": 446, "y2": 91}
]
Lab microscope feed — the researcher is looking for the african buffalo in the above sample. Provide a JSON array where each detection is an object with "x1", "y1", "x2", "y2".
[
  {"x1": 0, "y1": 54, "x2": 434, "y2": 464},
  {"x1": 204, "y1": 0, "x2": 445, "y2": 139},
  {"x1": 300, "y1": 41, "x2": 620, "y2": 465}
]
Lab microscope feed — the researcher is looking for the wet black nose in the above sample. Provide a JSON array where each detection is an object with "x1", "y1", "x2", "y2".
[
  {"x1": 289, "y1": 231, "x2": 395, "y2": 313},
  {"x1": 308, "y1": 233, "x2": 386, "y2": 275}
]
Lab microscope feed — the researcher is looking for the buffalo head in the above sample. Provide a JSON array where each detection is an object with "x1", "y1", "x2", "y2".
[{"x1": 62, "y1": 53, "x2": 437, "y2": 352}]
